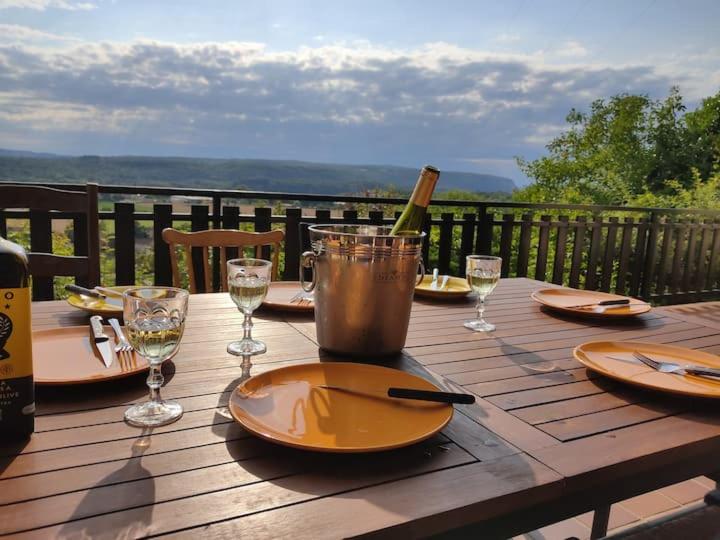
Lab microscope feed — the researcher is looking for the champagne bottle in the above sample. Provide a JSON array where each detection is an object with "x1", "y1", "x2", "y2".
[
  {"x1": 0, "y1": 236, "x2": 34, "y2": 440},
  {"x1": 390, "y1": 165, "x2": 440, "y2": 235}
]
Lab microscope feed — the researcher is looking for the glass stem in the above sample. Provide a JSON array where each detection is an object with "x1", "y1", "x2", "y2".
[
  {"x1": 477, "y1": 296, "x2": 486, "y2": 324},
  {"x1": 147, "y1": 362, "x2": 164, "y2": 404},
  {"x1": 243, "y1": 312, "x2": 253, "y2": 341}
]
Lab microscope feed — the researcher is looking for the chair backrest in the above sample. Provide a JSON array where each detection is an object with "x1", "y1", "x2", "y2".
[
  {"x1": 0, "y1": 183, "x2": 100, "y2": 300},
  {"x1": 161, "y1": 228, "x2": 285, "y2": 293}
]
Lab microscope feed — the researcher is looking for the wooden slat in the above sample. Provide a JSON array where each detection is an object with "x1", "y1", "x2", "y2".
[
  {"x1": 0, "y1": 209, "x2": 6, "y2": 237},
  {"x1": 29, "y1": 209, "x2": 53, "y2": 300},
  {"x1": 568, "y1": 216, "x2": 587, "y2": 288},
  {"x1": 458, "y1": 213, "x2": 476, "y2": 272},
  {"x1": 475, "y1": 206, "x2": 492, "y2": 255},
  {"x1": 190, "y1": 205, "x2": 210, "y2": 293},
  {"x1": 369, "y1": 209, "x2": 384, "y2": 225},
  {"x1": 114, "y1": 202, "x2": 135, "y2": 286},
  {"x1": 153, "y1": 204, "x2": 174, "y2": 286},
  {"x1": 615, "y1": 217, "x2": 635, "y2": 295},
  {"x1": 628, "y1": 217, "x2": 648, "y2": 297},
  {"x1": 695, "y1": 220, "x2": 714, "y2": 293},
  {"x1": 669, "y1": 219, "x2": 687, "y2": 294},
  {"x1": 683, "y1": 219, "x2": 699, "y2": 293},
  {"x1": 72, "y1": 211, "x2": 89, "y2": 288},
  {"x1": 221, "y1": 205, "x2": 240, "y2": 261},
  {"x1": 551, "y1": 216, "x2": 569, "y2": 285},
  {"x1": 516, "y1": 213, "x2": 533, "y2": 278},
  {"x1": 422, "y1": 212, "x2": 431, "y2": 267},
  {"x1": 655, "y1": 219, "x2": 674, "y2": 297},
  {"x1": 585, "y1": 216, "x2": 603, "y2": 290},
  {"x1": 641, "y1": 212, "x2": 661, "y2": 299},
  {"x1": 255, "y1": 207, "x2": 272, "y2": 261},
  {"x1": 343, "y1": 209, "x2": 359, "y2": 224},
  {"x1": 707, "y1": 220, "x2": 720, "y2": 291},
  {"x1": 600, "y1": 216, "x2": 619, "y2": 292},
  {"x1": 534, "y1": 215, "x2": 551, "y2": 282},
  {"x1": 438, "y1": 212, "x2": 454, "y2": 275},
  {"x1": 283, "y1": 208, "x2": 302, "y2": 280},
  {"x1": 499, "y1": 213, "x2": 514, "y2": 278}
]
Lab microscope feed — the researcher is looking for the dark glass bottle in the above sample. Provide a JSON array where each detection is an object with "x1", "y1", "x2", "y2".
[
  {"x1": 0, "y1": 236, "x2": 35, "y2": 440},
  {"x1": 390, "y1": 165, "x2": 440, "y2": 235}
]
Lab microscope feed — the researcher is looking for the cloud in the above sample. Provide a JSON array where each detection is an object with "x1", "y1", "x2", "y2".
[
  {"x1": 0, "y1": 0, "x2": 96, "y2": 10},
  {"x1": 0, "y1": 38, "x2": 710, "y2": 174},
  {"x1": 555, "y1": 40, "x2": 588, "y2": 58},
  {"x1": 0, "y1": 24, "x2": 81, "y2": 43}
]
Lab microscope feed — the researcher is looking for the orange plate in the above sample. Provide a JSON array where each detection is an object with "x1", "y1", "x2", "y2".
[
  {"x1": 261, "y1": 281, "x2": 314, "y2": 313},
  {"x1": 415, "y1": 275, "x2": 471, "y2": 300},
  {"x1": 33, "y1": 325, "x2": 151, "y2": 385},
  {"x1": 229, "y1": 362, "x2": 454, "y2": 452},
  {"x1": 574, "y1": 340, "x2": 720, "y2": 398},
  {"x1": 66, "y1": 285, "x2": 133, "y2": 316},
  {"x1": 531, "y1": 288, "x2": 650, "y2": 318}
]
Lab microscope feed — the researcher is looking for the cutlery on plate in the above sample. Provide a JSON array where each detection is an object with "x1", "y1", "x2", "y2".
[
  {"x1": 439, "y1": 275, "x2": 449, "y2": 290},
  {"x1": 109, "y1": 318, "x2": 135, "y2": 370},
  {"x1": 94, "y1": 286, "x2": 125, "y2": 298},
  {"x1": 66, "y1": 285, "x2": 123, "y2": 307},
  {"x1": 563, "y1": 299, "x2": 632, "y2": 309},
  {"x1": 632, "y1": 351, "x2": 720, "y2": 379},
  {"x1": 429, "y1": 268, "x2": 439, "y2": 290},
  {"x1": 289, "y1": 292, "x2": 313, "y2": 305},
  {"x1": 316, "y1": 384, "x2": 476, "y2": 404},
  {"x1": 89, "y1": 315, "x2": 115, "y2": 368}
]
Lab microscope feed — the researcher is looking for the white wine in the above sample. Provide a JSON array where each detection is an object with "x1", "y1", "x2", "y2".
[
  {"x1": 229, "y1": 276, "x2": 269, "y2": 314},
  {"x1": 467, "y1": 270, "x2": 500, "y2": 297},
  {"x1": 126, "y1": 317, "x2": 183, "y2": 361},
  {"x1": 0, "y1": 236, "x2": 34, "y2": 440},
  {"x1": 390, "y1": 165, "x2": 440, "y2": 235}
]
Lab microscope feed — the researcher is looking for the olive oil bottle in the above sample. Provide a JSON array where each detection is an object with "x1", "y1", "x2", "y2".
[
  {"x1": 390, "y1": 165, "x2": 440, "y2": 235},
  {"x1": 0, "y1": 236, "x2": 34, "y2": 440}
]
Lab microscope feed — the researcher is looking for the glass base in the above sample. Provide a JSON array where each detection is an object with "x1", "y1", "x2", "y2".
[
  {"x1": 124, "y1": 400, "x2": 183, "y2": 427},
  {"x1": 464, "y1": 319, "x2": 496, "y2": 332},
  {"x1": 227, "y1": 339, "x2": 266, "y2": 356}
]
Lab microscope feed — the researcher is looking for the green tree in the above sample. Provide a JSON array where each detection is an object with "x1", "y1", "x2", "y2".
[{"x1": 515, "y1": 88, "x2": 720, "y2": 207}]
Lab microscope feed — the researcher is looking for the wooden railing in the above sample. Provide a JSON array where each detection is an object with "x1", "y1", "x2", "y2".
[{"x1": 2, "y1": 181, "x2": 719, "y2": 304}]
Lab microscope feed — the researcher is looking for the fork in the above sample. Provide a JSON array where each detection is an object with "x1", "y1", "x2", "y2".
[
  {"x1": 289, "y1": 292, "x2": 313, "y2": 305},
  {"x1": 632, "y1": 351, "x2": 720, "y2": 379},
  {"x1": 109, "y1": 318, "x2": 135, "y2": 370}
]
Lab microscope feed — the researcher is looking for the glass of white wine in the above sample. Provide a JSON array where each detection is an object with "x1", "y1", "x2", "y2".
[
  {"x1": 464, "y1": 255, "x2": 502, "y2": 332},
  {"x1": 122, "y1": 287, "x2": 189, "y2": 427},
  {"x1": 227, "y1": 258, "x2": 272, "y2": 356}
]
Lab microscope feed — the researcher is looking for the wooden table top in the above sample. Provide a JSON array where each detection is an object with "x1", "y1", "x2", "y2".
[{"x1": 3, "y1": 278, "x2": 720, "y2": 539}]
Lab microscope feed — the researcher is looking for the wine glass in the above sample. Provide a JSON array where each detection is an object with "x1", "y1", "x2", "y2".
[
  {"x1": 464, "y1": 255, "x2": 502, "y2": 332},
  {"x1": 227, "y1": 258, "x2": 272, "y2": 356},
  {"x1": 122, "y1": 287, "x2": 189, "y2": 427}
]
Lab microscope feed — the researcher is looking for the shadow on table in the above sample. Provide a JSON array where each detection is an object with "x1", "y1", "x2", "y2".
[{"x1": 58, "y1": 428, "x2": 155, "y2": 539}]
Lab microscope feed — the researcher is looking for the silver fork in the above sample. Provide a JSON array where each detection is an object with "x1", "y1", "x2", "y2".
[
  {"x1": 109, "y1": 318, "x2": 135, "y2": 370},
  {"x1": 632, "y1": 351, "x2": 720, "y2": 379}
]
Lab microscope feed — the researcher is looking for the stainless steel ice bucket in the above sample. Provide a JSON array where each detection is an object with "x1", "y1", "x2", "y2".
[{"x1": 300, "y1": 224, "x2": 425, "y2": 356}]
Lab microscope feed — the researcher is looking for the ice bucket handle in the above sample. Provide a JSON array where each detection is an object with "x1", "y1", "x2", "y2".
[{"x1": 300, "y1": 251, "x2": 317, "y2": 292}]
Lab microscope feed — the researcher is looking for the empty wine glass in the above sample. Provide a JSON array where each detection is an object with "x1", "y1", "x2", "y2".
[
  {"x1": 464, "y1": 255, "x2": 502, "y2": 332},
  {"x1": 227, "y1": 258, "x2": 272, "y2": 356},
  {"x1": 123, "y1": 287, "x2": 189, "y2": 427}
]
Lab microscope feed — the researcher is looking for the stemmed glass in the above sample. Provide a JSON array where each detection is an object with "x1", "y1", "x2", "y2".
[
  {"x1": 227, "y1": 258, "x2": 272, "y2": 356},
  {"x1": 123, "y1": 287, "x2": 189, "y2": 427},
  {"x1": 464, "y1": 255, "x2": 502, "y2": 332}
]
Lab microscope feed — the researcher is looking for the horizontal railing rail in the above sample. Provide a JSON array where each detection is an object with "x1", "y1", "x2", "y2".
[{"x1": 2, "y1": 181, "x2": 719, "y2": 303}]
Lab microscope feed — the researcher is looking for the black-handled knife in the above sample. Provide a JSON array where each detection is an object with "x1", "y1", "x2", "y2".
[
  {"x1": 65, "y1": 284, "x2": 105, "y2": 299},
  {"x1": 317, "y1": 384, "x2": 475, "y2": 404}
]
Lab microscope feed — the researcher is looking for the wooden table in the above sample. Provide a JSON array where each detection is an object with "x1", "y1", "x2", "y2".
[{"x1": 3, "y1": 278, "x2": 720, "y2": 539}]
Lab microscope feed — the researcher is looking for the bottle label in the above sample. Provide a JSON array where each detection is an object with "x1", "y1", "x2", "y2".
[{"x1": 0, "y1": 287, "x2": 34, "y2": 427}]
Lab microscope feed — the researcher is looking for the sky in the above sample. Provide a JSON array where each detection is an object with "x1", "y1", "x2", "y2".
[{"x1": 0, "y1": 0, "x2": 718, "y2": 185}]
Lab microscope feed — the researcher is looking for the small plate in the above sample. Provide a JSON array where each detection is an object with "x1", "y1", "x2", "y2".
[
  {"x1": 33, "y1": 325, "x2": 151, "y2": 385},
  {"x1": 261, "y1": 281, "x2": 314, "y2": 313},
  {"x1": 531, "y1": 288, "x2": 650, "y2": 317},
  {"x1": 574, "y1": 341, "x2": 720, "y2": 398},
  {"x1": 66, "y1": 286, "x2": 132, "y2": 316},
  {"x1": 415, "y1": 275, "x2": 471, "y2": 299},
  {"x1": 229, "y1": 362, "x2": 453, "y2": 452}
]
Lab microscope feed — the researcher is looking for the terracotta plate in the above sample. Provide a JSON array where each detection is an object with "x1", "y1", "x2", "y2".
[
  {"x1": 415, "y1": 275, "x2": 471, "y2": 299},
  {"x1": 531, "y1": 288, "x2": 650, "y2": 318},
  {"x1": 66, "y1": 286, "x2": 132, "y2": 316},
  {"x1": 261, "y1": 281, "x2": 314, "y2": 313},
  {"x1": 574, "y1": 340, "x2": 720, "y2": 398},
  {"x1": 229, "y1": 362, "x2": 454, "y2": 452},
  {"x1": 33, "y1": 325, "x2": 151, "y2": 385}
]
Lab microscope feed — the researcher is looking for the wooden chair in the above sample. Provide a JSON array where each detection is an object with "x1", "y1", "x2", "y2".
[
  {"x1": 0, "y1": 183, "x2": 100, "y2": 300},
  {"x1": 162, "y1": 228, "x2": 284, "y2": 293}
]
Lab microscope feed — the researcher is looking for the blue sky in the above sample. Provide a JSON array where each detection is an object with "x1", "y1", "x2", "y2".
[{"x1": 1, "y1": 0, "x2": 718, "y2": 184}]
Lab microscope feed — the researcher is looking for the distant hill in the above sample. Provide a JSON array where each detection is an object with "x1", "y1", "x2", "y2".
[{"x1": 0, "y1": 151, "x2": 516, "y2": 194}]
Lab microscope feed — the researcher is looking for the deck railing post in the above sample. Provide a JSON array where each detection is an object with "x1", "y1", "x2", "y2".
[
  {"x1": 153, "y1": 204, "x2": 173, "y2": 287},
  {"x1": 114, "y1": 202, "x2": 136, "y2": 286}
]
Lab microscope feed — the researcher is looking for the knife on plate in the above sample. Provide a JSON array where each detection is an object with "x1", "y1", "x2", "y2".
[
  {"x1": 66, "y1": 284, "x2": 123, "y2": 308},
  {"x1": 90, "y1": 315, "x2": 115, "y2": 368}
]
